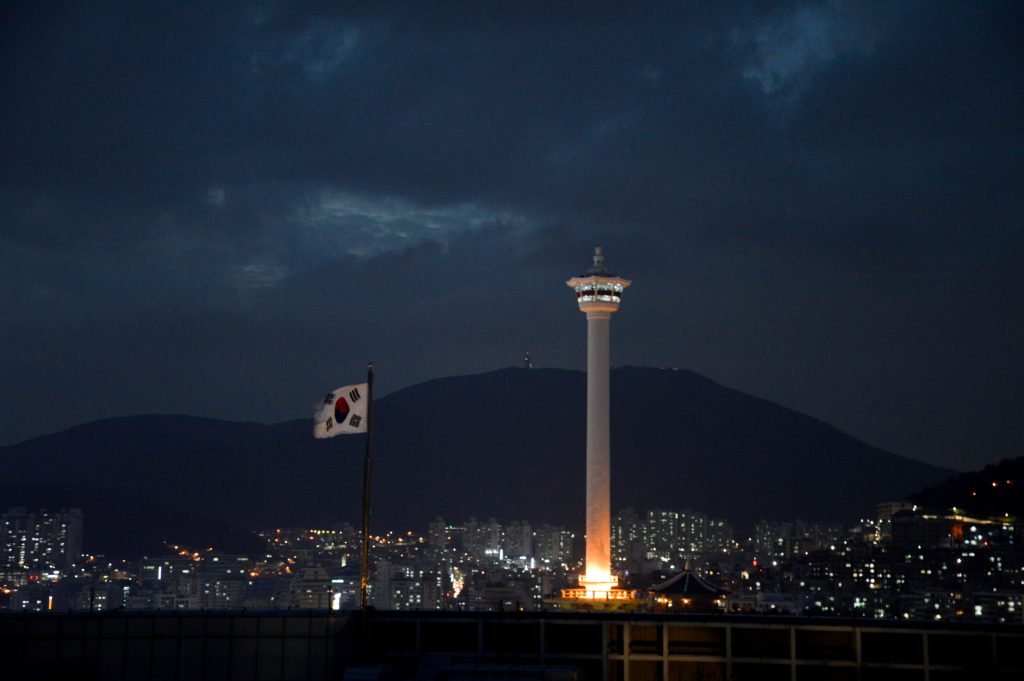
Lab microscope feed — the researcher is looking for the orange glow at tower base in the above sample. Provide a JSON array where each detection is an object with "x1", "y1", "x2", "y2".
[{"x1": 561, "y1": 572, "x2": 637, "y2": 601}]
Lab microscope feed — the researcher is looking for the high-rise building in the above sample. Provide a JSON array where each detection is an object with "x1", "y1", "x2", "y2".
[
  {"x1": 613, "y1": 507, "x2": 734, "y2": 571},
  {"x1": 462, "y1": 517, "x2": 502, "y2": 562},
  {"x1": 503, "y1": 521, "x2": 533, "y2": 562},
  {"x1": 534, "y1": 525, "x2": 574, "y2": 567},
  {"x1": 427, "y1": 517, "x2": 448, "y2": 551},
  {"x1": 753, "y1": 520, "x2": 844, "y2": 561},
  {"x1": 611, "y1": 507, "x2": 643, "y2": 571},
  {"x1": 565, "y1": 247, "x2": 631, "y2": 599},
  {"x1": 0, "y1": 507, "x2": 83, "y2": 579}
]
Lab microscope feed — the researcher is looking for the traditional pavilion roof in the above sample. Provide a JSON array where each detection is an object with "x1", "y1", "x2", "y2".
[{"x1": 648, "y1": 566, "x2": 730, "y2": 597}]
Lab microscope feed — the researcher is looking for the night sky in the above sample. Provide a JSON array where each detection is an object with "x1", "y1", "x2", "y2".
[{"x1": 1, "y1": 2, "x2": 1021, "y2": 471}]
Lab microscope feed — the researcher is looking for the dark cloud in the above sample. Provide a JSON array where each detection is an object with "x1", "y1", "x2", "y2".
[{"x1": 1, "y1": 1, "x2": 1022, "y2": 470}]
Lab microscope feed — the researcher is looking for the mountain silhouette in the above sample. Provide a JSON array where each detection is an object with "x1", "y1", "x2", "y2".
[
  {"x1": 0, "y1": 484, "x2": 264, "y2": 559},
  {"x1": 908, "y1": 457, "x2": 1024, "y2": 518},
  {"x1": 1, "y1": 367, "x2": 951, "y2": 537}
]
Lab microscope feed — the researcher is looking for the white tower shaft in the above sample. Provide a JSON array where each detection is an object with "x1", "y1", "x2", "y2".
[{"x1": 585, "y1": 311, "x2": 613, "y2": 591}]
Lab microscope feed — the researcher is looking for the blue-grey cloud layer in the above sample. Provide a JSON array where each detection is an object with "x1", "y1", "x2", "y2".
[{"x1": 1, "y1": 1, "x2": 1021, "y2": 469}]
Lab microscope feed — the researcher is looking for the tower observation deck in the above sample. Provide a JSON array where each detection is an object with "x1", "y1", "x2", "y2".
[{"x1": 564, "y1": 246, "x2": 633, "y2": 601}]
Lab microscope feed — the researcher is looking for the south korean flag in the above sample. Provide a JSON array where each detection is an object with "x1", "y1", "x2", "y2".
[{"x1": 313, "y1": 383, "x2": 369, "y2": 438}]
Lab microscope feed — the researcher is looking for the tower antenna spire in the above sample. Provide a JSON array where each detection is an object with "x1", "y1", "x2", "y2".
[{"x1": 588, "y1": 245, "x2": 609, "y2": 275}]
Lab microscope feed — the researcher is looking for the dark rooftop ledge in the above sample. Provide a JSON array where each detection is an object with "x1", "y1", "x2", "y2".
[
  {"x1": 2, "y1": 609, "x2": 1022, "y2": 632},
  {"x1": 2, "y1": 609, "x2": 1022, "y2": 679},
  {"x1": 366, "y1": 608, "x2": 1024, "y2": 632}
]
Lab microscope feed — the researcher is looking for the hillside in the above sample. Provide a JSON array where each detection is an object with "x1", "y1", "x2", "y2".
[
  {"x1": 908, "y1": 457, "x2": 1024, "y2": 518},
  {"x1": 0, "y1": 367, "x2": 952, "y2": 534},
  {"x1": 0, "y1": 485, "x2": 264, "y2": 559}
]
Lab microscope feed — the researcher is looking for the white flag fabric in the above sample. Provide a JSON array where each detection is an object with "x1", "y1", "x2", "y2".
[{"x1": 313, "y1": 383, "x2": 369, "y2": 438}]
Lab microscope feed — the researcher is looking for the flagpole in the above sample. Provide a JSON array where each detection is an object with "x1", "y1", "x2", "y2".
[{"x1": 359, "y1": 362, "x2": 375, "y2": 614}]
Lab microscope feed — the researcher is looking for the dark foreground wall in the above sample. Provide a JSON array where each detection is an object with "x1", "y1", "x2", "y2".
[
  {"x1": 0, "y1": 611, "x2": 356, "y2": 681},
  {"x1": 2, "y1": 610, "x2": 1023, "y2": 680}
]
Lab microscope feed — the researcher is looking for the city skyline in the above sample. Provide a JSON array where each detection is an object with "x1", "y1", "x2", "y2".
[
  {"x1": 2, "y1": 3, "x2": 1022, "y2": 472},
  {"x1": 5, "y1": 498, "x2": 1023, "y2": 624}
]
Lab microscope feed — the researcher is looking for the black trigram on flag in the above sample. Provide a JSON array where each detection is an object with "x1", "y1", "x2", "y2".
[{"x1": 349, "y1": 387, "x2": 362, "y2": 403}]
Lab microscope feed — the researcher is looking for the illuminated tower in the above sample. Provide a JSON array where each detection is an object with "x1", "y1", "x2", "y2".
[{"x1": 566, "y1": 246, "x2": 631, "y2": 598}]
